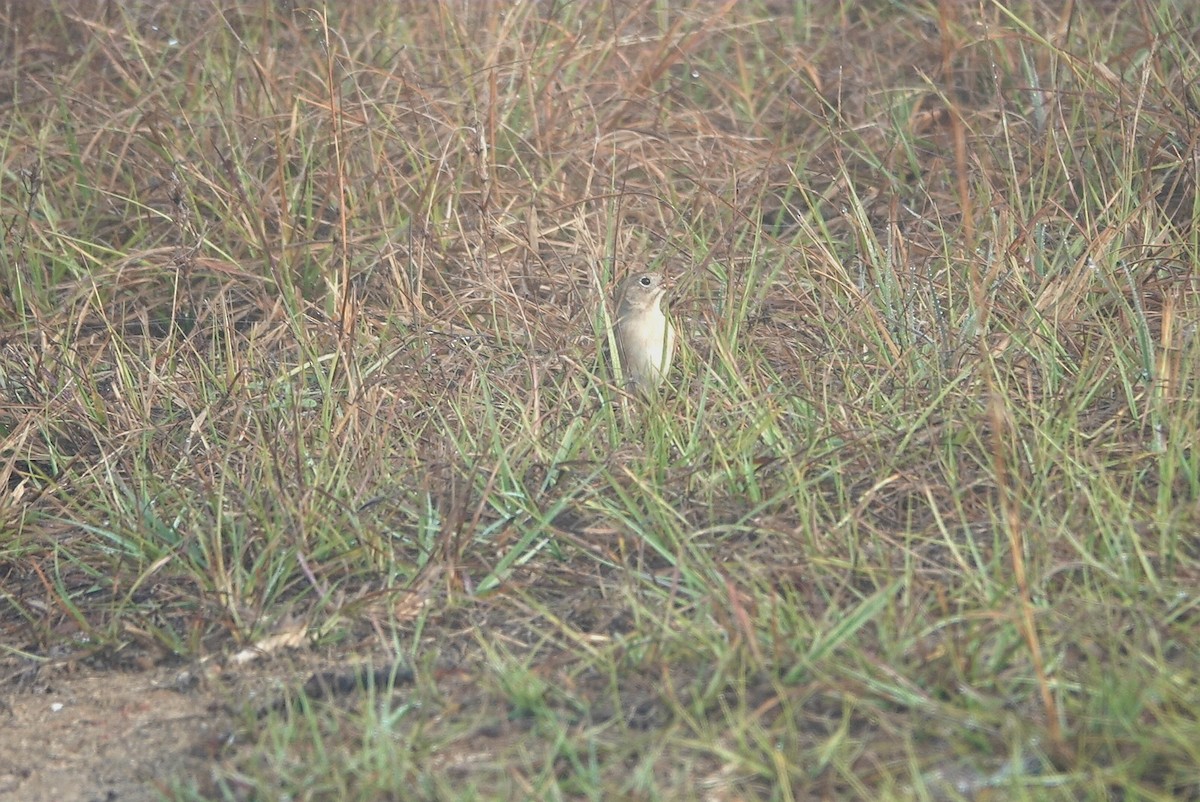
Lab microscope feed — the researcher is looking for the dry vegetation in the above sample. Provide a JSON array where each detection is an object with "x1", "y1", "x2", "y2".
[{"x1": 2, "y1": 0, "x2": 1199, "y2": 800}]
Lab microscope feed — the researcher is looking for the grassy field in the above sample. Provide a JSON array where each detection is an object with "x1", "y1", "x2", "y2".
[{"x1": 2, "y1": 1, "x2": 1199, "y2": 799}]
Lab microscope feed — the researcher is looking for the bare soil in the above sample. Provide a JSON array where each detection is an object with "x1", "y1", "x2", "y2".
[{"x1": 1, "y1": 661, "x2": 226, "y2": 802}]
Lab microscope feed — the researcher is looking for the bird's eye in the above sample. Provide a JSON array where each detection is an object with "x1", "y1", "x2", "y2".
[{"x1": 639, "y1": 276, "x2": 652, "y2": 287}]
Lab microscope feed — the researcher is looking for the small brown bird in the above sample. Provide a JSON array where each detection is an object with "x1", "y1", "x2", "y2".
[{"x1": 613, "y1": 271, "x2": 676, "y2": 392}]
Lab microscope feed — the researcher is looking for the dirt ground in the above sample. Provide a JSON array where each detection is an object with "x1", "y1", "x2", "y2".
[
  {"x1": 0, "y1": 660, "x2": 227, "y2": 801},
  {"x1": 0, "y1": 648, "x2": 377, "y2": 802}
]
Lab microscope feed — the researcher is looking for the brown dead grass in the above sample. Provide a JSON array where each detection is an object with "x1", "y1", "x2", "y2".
[{"x1": 2, "y1": 1, "x2": 1200, "y2": 800}]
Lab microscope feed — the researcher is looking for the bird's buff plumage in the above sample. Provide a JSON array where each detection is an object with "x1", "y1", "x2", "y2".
[{"x1": 613, "y1": 271, "x2": 676, "y2": 392}]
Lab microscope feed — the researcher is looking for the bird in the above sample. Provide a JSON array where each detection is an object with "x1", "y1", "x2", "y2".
[{"x1": 613, "y1": 271, "x2": 676, "y2": 392}]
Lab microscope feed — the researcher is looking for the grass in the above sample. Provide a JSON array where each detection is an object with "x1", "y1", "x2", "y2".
[{"x1": 2, "y1": 0, "x2": 1199, "y2": 799}]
